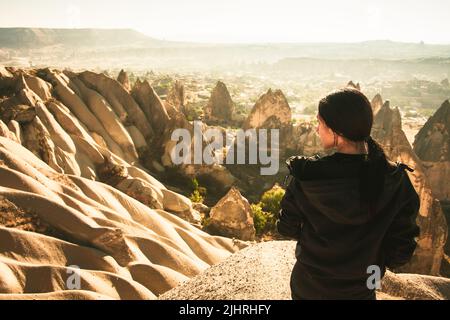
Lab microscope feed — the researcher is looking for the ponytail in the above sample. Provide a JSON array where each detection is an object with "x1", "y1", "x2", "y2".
[{"x1": 360, "y1": 136, "x2": 389, "y2": 216}]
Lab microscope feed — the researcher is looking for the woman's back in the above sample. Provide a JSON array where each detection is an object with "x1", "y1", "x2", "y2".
[{"x1": 278, "y1": 153, "x2": 420, "y2": 299}]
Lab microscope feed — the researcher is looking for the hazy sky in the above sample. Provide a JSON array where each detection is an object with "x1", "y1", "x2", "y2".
[{"x1": 1, "y1": 0, "x2": 449, "y2": 44}]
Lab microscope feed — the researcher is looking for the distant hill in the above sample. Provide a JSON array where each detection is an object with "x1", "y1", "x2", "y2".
[
  {"x1": 254, "y1": 40, "x2": 450, "y2": 60},
  {"x1": 271, "y1": 56, "x2": 450, "y2": 75},
  {"x1": 2, "y1": 28, "x2": 450, "y2": 57},
  {"x1": 1, "y1": 28, "x2": 450, "y2": 71},
  {"x1": 0, "y1": 27, "x2": 172, "y2": 48}
]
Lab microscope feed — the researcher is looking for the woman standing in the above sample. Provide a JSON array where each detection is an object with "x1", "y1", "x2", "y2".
[{"x1": 277, "y1": 88, "x2": 420, "y2": 300}]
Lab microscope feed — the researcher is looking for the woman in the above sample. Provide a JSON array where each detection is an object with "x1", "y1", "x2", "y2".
[{"x1": 277, "y1": 88, "x2": 420, "y2": 300}]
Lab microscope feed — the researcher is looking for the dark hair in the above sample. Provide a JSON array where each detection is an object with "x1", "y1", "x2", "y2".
[{"x1": 318, "y1": 88, "x2": 389, "y2": 216}]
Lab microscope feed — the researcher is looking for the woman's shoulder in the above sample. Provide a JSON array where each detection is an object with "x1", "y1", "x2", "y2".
[
  {"x1": 286, "y1": 154, "x2": 415, "y2": 181},
  {"x1": 285, "y1": 154, "x2": 328, "y2": 178}
]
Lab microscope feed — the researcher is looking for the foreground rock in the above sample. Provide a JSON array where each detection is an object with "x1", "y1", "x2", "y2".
[
  {"x1": 0, "y1": 136, "x2": 248, "y2": 299},
  {"x1": 0, "y1": 66, "x2": 250, "y2": 299},
  {"x1": 160, "y1": 241, "x2": 450, "y2": 300},
  {"x1": 206, "y1": 187, "x2": 256, "y2": 241}
]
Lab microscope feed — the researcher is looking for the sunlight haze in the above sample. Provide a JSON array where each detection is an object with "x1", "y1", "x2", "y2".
[{"x1": 0, "y1": 0, "x2": 449, "y2": 43}]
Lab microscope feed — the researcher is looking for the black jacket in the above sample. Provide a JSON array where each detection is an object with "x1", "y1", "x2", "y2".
[{"x1": 277, "y1": 152, "x2": 420, "y2": 299}]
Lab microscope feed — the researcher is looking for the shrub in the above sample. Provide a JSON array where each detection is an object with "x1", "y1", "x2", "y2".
[
  {"x1": 251, "y1": 203, "x2": 269, "y2": 235},
  {"x1": 260, "y1": 184, "x2": 285, "y2": 216},
  {"x1": 189, "y1": 178, "x2": 206, "y2": 203},
  {"x1": 247, "y1": 184, "x2": 286, "y2": 236},
  {"x1": 192, "y1": 177, "x2": 199, "y2": 190},
  {"x1": 189, "y1": 190, "x2": 204, "y2": 204}
]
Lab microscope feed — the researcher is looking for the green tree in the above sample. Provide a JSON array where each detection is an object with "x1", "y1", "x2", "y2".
[{"x1": 189, "y1": 178, "x2": 206, "y2": 204}]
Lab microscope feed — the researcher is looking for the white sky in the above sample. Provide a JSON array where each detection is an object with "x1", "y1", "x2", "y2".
[{"x1": 0, "y1": 0, "x2": 449, "y2": 44}]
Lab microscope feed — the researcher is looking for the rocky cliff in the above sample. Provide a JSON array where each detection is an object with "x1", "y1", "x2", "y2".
[
  {"x1": 371, "y1": 95, "x2": 448, "y2": 275},
  {"x1": 413, "y1": 100, "x2": 450, "y2": 201}
]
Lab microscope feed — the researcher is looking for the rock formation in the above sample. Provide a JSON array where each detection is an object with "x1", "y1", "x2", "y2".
[
  {"x1": 371, "y1": 93, "x2": 384, "y2": 116},
  {"x1": 285, "y1": 122, "x2": 323, "y2": 156},
  {"x1": 96, "y1": 157, "x2": 164, "y2": 210},
  {"x1": 78, "y1": 71, "x2": 153, "y2": 140},
  {"x1": 243, "y1": 89, "x2": 291, "y2": 130},
  {"x1": 0, "y1": 66, "x2": 249, "y2": 299},
  {"x1": 239, "y1": 88, "x2": 295, "y2": 161},
  {"x1": 0, "y1": 67, "x2": 234, "y2": 224},
  {"x1": 371, "y1": 98, "x2": 448, "y2": 275},
  {"x1": 131, "y1": 78, "x2": 170, "y2": 141},
  {"x1": 0, "y1": 66, "x2": 13, "y2": 78},
  {"x1": 413, "y1": 100, "x2": 450, "y2": 201},
  {"x1": 207, "y1": 187, "x2": 256, "y2": 241},
  {"x1": 347, "y1": 80, "x2": 361, "y2": 91},
  {"x1": 132, "y1": 79, "x2": 237, "y2": 194},
  {"x1": 166, "y1": 80, "x2": 185, "y2": 113},
  {"x1": 0, "y1": 104, "x2": 36, "y2": 124},
  {"x1": 225, "y1": 88, "x2": 322, "y2": 201},
  {"x1": 23, "y1": 73, "x2": 52, "y2": 101},
  {"x1": 117, "y1": 69, "x2": 131, "y2": 92},
  {"x1": 203, "y1": 81, "x2": 235, "y2": 125},
  {"x1": 413, "y1": 100, "x2": 450, "y2": 264}
]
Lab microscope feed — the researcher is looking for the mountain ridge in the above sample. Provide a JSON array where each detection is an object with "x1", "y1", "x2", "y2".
[{"x1": 0, "y1": 27, "x2": 170, "y2": 48}]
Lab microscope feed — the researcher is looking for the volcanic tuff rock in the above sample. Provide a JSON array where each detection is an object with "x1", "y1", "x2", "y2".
[
  {"x1": 413, "y1": 100, "x2": 450, "y2": 262},
  {"x1": 207, "y1": 187, "x2": 256, "y2": 241},
  {"x1": 0, "y1": 66, "x2": 250, "y2": 299},
  {"x1": 371, "y1": 93, "x2": 384, "y2": 116},
  {"x1": 203, "y1": 81, "x2": 235, "y2": 125},
  {"x1": 347, "y1": 80, "x2": 361, "y2": 91},
  {"x1": 117, "y1": 69, "x2": 131, "y2": 92},
  {"x1": 0, "y1": 66, "x2": 212, "y2": 227},
  {"x1": 371, "y1": 96, "x2": 448, "y2": 275},
  {"x1": 166, "y1": 80, "x2": 185, "y2": 113},
  {"x1": 160, "y1": 241, "x2": 450, "y2": 300},
  {"x1": 131, "y1": 78, "x2": 170, "y2": 138},
  {"x1": 0, "y1": 135, "x2": 247, "y2": 299},
  {"x1": 243, "y1": 88, "x2": 292, "y2": 130},
  {"x1": 413, "y1": 101, "x2": 450, "y2": 160},
  {"x1": 413, "y1": 100, "x2": 450, "y2": 201}
]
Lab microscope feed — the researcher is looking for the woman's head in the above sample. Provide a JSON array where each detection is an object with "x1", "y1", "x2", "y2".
[
  {"x1": 316, "y1": 88, "x2": 390, "y2": 216},
  {"x1": 316, "y1": 88, "x2": 373, "y2": 150}
]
